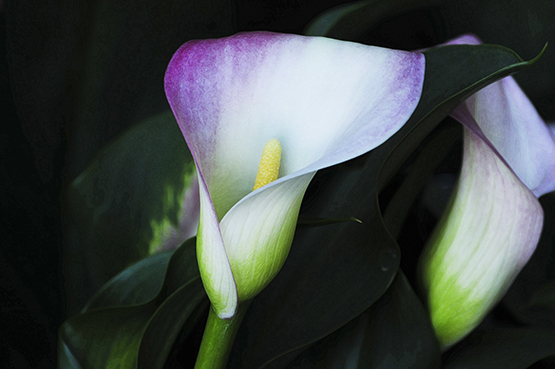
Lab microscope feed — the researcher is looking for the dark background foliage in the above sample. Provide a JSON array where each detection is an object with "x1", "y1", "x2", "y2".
[{"x1": 2, "y1": 0, "x2": 554, "y2": 367}]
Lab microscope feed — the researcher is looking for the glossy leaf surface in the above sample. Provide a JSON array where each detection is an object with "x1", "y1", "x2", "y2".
[
  {"x1": 284, "y1": 272, "x2": 440, "y2": 369},
  {"x1": 65, "y1": 112, "x2": 198, "y2": 309},
  {"x1": 58, "y1": 238, "x2": 207, "y2": 369}
]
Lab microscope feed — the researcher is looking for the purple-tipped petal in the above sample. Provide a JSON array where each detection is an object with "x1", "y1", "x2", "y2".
[
  {"x1": 165, "y1": 31, "x2": 424, "y2": 217},
  {"x1": 452, "y1": 78, "x2": 555, "y2": 197},
  {"x1": 422, "y1": 127, "x2": 544, "y2": 348},
  {"x1": 421, "y1": 33, "x2": 552, "y2": 348}
]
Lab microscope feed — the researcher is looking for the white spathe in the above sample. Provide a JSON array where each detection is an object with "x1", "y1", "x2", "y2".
[{"x1": 166, "y1": 31, "x2": 425, "y2": 318}]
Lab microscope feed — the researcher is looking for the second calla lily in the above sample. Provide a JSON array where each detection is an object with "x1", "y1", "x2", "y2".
[
  {"x1": 165, "y1": 32, "x2": 425, "y2": 318},
  {"x1": 420, "y1": 34, "x2": 555, "y2": 348}
]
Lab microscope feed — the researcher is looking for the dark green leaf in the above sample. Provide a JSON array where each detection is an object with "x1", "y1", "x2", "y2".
[
  {"x1": 59, "y1": 280, "x2": 206, "y2": 369},
  {"x1": 60, "y1": 305, "x2": 154, "y2": 368},
  {"x1": 445, "y1": 327, "x2": 555, "y2": 369},
  {"x1": 285, "y1": 272, "x2": 440, "y2": 369},
  {"x1": 59, "y1": 238, "x2": 207, "y2": 369},
  {"x1": 83, "y1": 236, "x2": 201, "y2": 312},
  {"x1": 137, "y1": 281, "x2": 207, "y2": 369},
  {"x1": 65, "y1": 111, "x2": 198, "y2": 309},
  {"x1": 297, "y1": 214, "x2": 362, "y2": 228},
  {"x1": 84, "y1": 251, "x2": 173, "y2": 310},
  {"x1": 228, "y1": 44, "x2": 540, "y2": 369},
  {"x1": 383, "y1": 122, "x2": 460, "y2": 239}
]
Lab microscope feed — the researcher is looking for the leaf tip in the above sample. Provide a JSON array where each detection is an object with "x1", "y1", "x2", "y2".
[{"x1": 529, "y1": 42, "x2": 548, "y2": 65}]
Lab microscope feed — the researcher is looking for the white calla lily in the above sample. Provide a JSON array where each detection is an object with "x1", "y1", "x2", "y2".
[
  {"x1": 421, "y1": 34, "x2": 555, "y2": 348},
  {"x1": 165, "y1": 31, "x2": 425, "y2": 318}
]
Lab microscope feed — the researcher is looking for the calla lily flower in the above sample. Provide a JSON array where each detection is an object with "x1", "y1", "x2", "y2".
[
  {"x1": 420, "y1": 34, "x2": 555, "y2": 348},
  {"x1": 165, "y1": 31, "x2": 425, "y2": 318}
]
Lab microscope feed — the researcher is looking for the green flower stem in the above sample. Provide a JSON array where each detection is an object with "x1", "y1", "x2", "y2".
[{"x1": 194, "y1": 303, "x2": 250, "y2": 369}]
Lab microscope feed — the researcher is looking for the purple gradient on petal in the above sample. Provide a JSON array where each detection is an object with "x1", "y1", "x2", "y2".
[
  {"x1": 165, "y1": 32, "x2": 306, "y2": 185},
  {"x1": 294, "y1": 50, "x2": 424, "y2": 178},
  {"x1": 451, "y1": 105, "x2": 517, "y2": 181},
  {"x1": 470, "y1": 78, "x2": 555, "y2": 197},
  {"x1": 462, "y1": 126, "x2": 544, "y2": 271},
  {"x1": 420, "y1": 33, "x2": 550, "y2": 348}
]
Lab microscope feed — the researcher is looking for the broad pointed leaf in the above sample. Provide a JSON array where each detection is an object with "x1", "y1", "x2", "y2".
[
  {"x1": 284, "y1": 272, "x2": 439, "y2": 369},
  {"x1": 84, "y1": 251, "x2": 173, "y2": 310},
  {"x1": 65, "y1": 111, "x2": 198, "y2": 310},
  {"x1": 59, "y1": 238, "x2": 207, "y2": 369},
  {"x1": 383, "y1": 122, "x2": 461, "y2": 239},
  {"x1": 297, "y1": 214, "x2": 362, "y2": 228}
]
